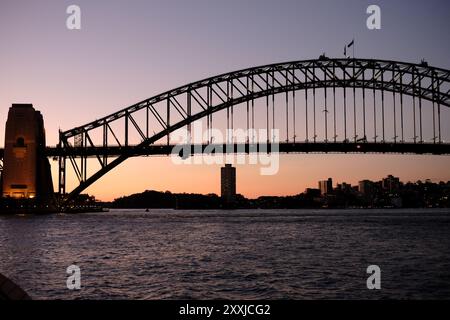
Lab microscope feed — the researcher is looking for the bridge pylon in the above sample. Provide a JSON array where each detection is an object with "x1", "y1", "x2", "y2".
[{"x1": 2, "y1": 104, "x2": 55, "y2": 206}]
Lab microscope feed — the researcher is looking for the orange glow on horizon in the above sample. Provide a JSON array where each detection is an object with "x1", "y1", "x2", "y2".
[{"x1": 48, "y1": 154, "x2": 450, "y2": 202}]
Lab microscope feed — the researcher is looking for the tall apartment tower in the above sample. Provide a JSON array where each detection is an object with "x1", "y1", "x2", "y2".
[
  {"x1": 221, "y1": 164, "x2": 236, "y2": 203},
  {"x1": 358, "y1": 180, "x2": 374, "y2": 195},
  {"x1": 2, "y1": 104, "x2": 54, "y2": 202},
  {"x1": 319, "y1": 178, "x2": 333, "y2": 195},
  {"x1": 382, "y1": 175, "x2": 400, "y2": 193}
]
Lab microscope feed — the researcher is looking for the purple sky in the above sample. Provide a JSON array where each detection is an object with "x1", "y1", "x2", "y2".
[{"x1": 1, "y1": 0, "x2": 450, "y2": 200}]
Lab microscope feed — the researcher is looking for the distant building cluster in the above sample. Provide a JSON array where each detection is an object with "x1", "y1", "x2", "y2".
[
  {"x1": 309, "y1": 175, "x2": 450, "y2": 208},
  {"x1": 106, "y1": 169, "x2": 450, "y2": 210}
]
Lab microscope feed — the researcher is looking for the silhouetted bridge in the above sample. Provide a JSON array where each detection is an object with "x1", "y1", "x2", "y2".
[{"x1": 1, "y1": 57, "x2": 450, "y2": 204}]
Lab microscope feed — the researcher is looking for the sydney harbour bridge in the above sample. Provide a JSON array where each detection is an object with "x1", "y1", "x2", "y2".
[{"x1": 1, "y1": 57, "x2": 450, "y2": 205}]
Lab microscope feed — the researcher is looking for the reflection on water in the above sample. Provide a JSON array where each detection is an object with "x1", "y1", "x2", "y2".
[{"x1": 0, "y1": 208, "x2": 450, "y2": 299}]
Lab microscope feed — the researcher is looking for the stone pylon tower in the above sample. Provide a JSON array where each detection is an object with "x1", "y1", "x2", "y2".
[{"x1": 2, "y1": 104, "x2": 54, "y2": 203}]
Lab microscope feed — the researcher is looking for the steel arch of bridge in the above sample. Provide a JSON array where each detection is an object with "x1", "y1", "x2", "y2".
[{"x1": 58, "y1": 57, "x2": 450, "y2": 203}]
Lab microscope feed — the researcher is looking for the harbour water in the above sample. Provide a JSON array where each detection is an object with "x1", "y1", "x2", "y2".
[{"x1": 0, "y1": 208, "x2": 449, "y2": 299}]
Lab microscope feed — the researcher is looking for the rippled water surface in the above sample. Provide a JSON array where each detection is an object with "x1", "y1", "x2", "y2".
[{"x1": 1, "y1": 208, "x2": 450, "y2": 299}]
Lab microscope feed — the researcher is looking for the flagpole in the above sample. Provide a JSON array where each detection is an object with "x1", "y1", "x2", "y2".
[{"x1": 352, "y1": 38, "x2": 355, "y2": 59}]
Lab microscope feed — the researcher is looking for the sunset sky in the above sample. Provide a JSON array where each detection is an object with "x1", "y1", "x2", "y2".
[{"x1": 1, "y1": 0, "x2": 450, "y2": 201}]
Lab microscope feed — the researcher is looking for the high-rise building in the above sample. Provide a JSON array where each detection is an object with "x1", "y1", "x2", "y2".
[
  {"x1": 319, "y1": 178, "x2": 333, "y2": 195},
  {"x1": 221, "y1": 164, "x2": 236, "y2": 203},
  {"x1": 359, "y1": 180, "x2": 374, "y2": 195},
  {"x1": 2, "y1": 104, "x2": 54, "y2": 201},
  {"x1": 382, "y1": 175, "x2": 400, "y2": 193},
  {"x1": 336, "y1": 182, "x2": 353, "y2": 192}
]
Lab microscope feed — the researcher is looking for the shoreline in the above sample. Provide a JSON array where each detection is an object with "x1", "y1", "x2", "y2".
[
  {"x1": 1, "y1": 206, "x2": 448, "y2": 215},
  {"x1": 0, "y1": 206, "x2": 107, "y2": 215}
]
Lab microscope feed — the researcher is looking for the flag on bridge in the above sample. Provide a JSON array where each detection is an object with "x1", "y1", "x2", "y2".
[{"x1": 344, "y1": 39, "x2": 355, "y2": 58}]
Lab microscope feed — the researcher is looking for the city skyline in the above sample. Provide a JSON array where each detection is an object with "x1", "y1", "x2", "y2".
[
  {"x1": 1, "y1": 0, "x2": 450, "y2": 201},
  {"x1": 108, "y1": 172, "x2": 450, "y2": 210},
  {"x1": 110, "y1": 172, "x2": 450, "y2": 200}
]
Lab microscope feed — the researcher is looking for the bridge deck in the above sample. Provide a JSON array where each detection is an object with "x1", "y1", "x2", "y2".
[{"x1": 1, "y1": 142, "x2": 450, "y2": 159}]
